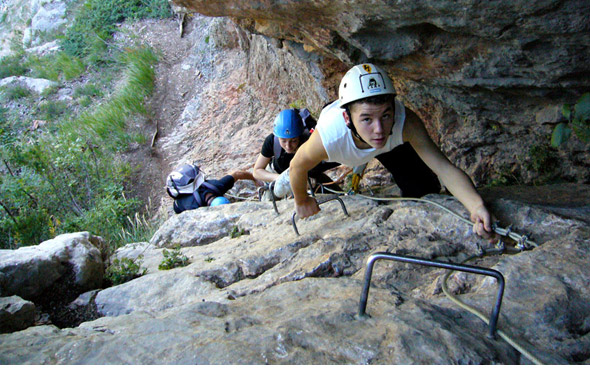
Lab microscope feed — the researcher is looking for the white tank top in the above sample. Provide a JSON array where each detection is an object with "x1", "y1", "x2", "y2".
[{"x1": 316, "y1": 99, "x2": 406, "y2": 167}]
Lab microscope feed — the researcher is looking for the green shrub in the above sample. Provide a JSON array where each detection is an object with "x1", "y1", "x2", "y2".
[
  {"x1": 74, "y1": 83, "x2": 102, "y2": 99},
  {"x1": 551, "y1": 93, "x2": 590, "y2": 147},
  {"x1": 63, "y1": 192, "x2": 143, "y2": 247},
  {"x1": 0, "y1": 113, "x2": 147, "y2": 250},
  {"x1": 77, "y1": 96, "x2": 92, "y2": 107},
  {"x1": 0, "y1": 85, "x2": 33, "y2": 101},
  {"x1": 27, "y1": 52, "x2": 86, "y2": 81},
  {"x1": 64, "y1": 46, "x2": 157, "y2": 150},
  {"x1": 158, "y1": 249, "x2": 190, "y2": 270},
  {"x1": 0, "y1": 208, "x2": 53, "y2": 248},
  {"x1": 0, "y1": 11, "x2": 162, "y2": 251},
  {"x1": 114, "y1": 208, "x2": 160, "y2": 246},
  {"x1": 0, "y1": 55, "x2": 27, "y2": 79},
  {"x1": 528, "y1": 144, "x2": 557, "y2": 173},
  {"x1": 230, "y1": 225, "x2": 245, "y2": 238},
  {"x1": 0, "y1": 106, "x2": 9, "y2": 128},
  {"x1": 61, "y1": 0, "x2": 172, "y2": 60},
  {"x1": 105, "y1": 255, "x2": 147, "y2": 286},
  {"x1": 38, "y1": 100, "x2": 69, "y2": 121},
  {"x1": 487, "y1": 165, "x2": 520, "y2": 187},
  {"x1": 289, "y1": 99, "x2": 306, "y2": 109}
]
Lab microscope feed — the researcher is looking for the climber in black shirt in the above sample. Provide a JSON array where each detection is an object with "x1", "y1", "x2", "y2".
[{"x1": 253, "y1": 109, "x2": 339, "y2": 198}]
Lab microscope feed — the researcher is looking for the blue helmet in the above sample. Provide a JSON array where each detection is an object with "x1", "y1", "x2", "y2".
[
  {"x1": 209, "y1": 196, "x2": 230, "y2": 207},
  {"x1": 273, "y1": 109, "x2": 304, "y2": 139}
]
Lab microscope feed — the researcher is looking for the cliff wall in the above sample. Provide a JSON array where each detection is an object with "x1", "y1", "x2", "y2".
[{"x1": 174, "y1": 0, "x2": 590, "y2": 185}]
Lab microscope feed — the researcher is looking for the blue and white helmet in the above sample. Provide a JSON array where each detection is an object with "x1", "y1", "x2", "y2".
[
  {"x1": 273, "y1": 109, "x2": 304, "y2": 139},
  {"x1": 166, "y1": 164, "x2": 205, "y2": 198}
]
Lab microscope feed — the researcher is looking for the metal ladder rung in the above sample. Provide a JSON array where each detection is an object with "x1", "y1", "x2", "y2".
[{"x1": 358, "y1": 252, "x2": 505, "y2": 339}]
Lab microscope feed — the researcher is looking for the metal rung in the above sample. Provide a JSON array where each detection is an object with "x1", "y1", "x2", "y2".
[
  {"x1": 358, "y1": 252, "x2": 505, "y2": 339},
  {"x1": 291, "y1": 195, "x2": 349, "y2": 236},
  {"x1": 262, "y1": 178, "x2": 317, "y2": 215},
  {"x1": 258, "y1": 183, "x2": 280, "y2": 214}
]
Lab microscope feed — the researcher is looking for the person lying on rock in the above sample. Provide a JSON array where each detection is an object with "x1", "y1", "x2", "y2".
[
  {"x1": 253, "y1": 108, "x2": 340, "y2": 200},
  {"x1": 289, "y1": 63, "x2": 495, "y2": 239},
  {"x1": 167, "y1": 165, "x2": 258, "y2": 214}
]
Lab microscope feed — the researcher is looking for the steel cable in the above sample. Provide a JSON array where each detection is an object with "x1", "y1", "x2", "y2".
[
  {"x1": 442, "y1": 255, "x2": 544, "y2": 365},
  {"x1": 321, "y1": 184, "x2": 543, "y2": 363}
]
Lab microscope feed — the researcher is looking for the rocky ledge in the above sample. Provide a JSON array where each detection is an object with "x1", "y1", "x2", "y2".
[{"x1": 1, "y1": 184, "x2": 589, "y2": 364}]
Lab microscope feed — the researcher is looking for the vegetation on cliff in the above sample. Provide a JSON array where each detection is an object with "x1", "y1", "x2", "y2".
[{"x1": 0, "y1": 0, "x2": 173, "y2": 249}]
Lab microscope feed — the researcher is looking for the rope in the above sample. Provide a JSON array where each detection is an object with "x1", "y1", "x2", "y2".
[
  {"x1": 442, "y1": 254, "x2": 544, "y2": 365},
  {"x1": 225, "y1": 193, "x2": 258, "y2": 201}
]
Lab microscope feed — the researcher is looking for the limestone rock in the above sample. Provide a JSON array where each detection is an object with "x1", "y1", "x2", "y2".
[
  {"x1": 0, "y1": 232, "x2": 106, "y2": 301},
  {"x1": 25, "y1": 40, "x2": 60, "y2": 56},
  {"x1": 1, "y1": 186, "x2": 588, "y2": 364},
  {"x1": 30, "y1": 1, "x2": 67, "y2": 34},
  {"x1": 172, "y1": 0, "x2": 590, "y2": 186},
  {"x1": 0, "y1": 296, "x2": 35, "y2": 333},
  {"x1": 0, "y1": 76, "x2": 57, "y2": 94}
]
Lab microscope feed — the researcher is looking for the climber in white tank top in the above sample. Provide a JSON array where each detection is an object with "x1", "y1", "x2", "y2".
[
  {"x1": 289, "y1": 63, "x2": 497, "y2": 240},
  {"x1": 316, "y1": 98, "x2": 405, "y2": 167}
]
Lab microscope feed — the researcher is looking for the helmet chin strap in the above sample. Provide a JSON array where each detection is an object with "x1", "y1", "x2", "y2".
[
  {"x1": 345, "y1": 108, "x2": 369, "y2": 145},
  {"x1": 345, "y1": 105, "x2": 395, "y2": 147}
]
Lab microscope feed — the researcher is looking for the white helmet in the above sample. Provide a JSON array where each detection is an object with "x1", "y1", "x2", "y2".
[{"x1": 338, "y1": 63, "x2": 396, "y2": 108}]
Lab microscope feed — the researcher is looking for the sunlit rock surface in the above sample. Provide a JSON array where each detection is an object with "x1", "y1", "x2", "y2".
[{"x1": 1, "y1": 185, "x2": 589, "y2": 364}]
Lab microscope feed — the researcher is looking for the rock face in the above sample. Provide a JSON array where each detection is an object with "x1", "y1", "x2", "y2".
[
  {"x1": 0, "y1": 76, "x2": 57, "y2": 94},
  {"x1": 0, "y1": 0, "x2": 70, "y2": 57},
  {"x1": 1, "y1": 185, "x2": 589, "y2": 364},
  {"x1": 0, "y1": 296, "x2": 35, "y2": 334},
  {"x1": 1, "y1": 3, "x2": 589, "y2": 366},
  {"x1": 144, "y1": 14, "x2": 332, "y2": 190},
  {"x1": 172, "y1": 0, "x2": 590, "y2": 186},
  {"x1": 0, "y1": 232, "x2": 106, "y2": 301}
]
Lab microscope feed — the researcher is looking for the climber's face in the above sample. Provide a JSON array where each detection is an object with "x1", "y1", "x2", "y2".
[
  {"x1": 346, "y1": 101, "x2": 394, "y2": 149},
  {"x1": 279, "y1": 137, "x2": 300, "y2": 154}
]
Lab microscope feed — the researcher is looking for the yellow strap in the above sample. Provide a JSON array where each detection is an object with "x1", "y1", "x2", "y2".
[{"x1": 351, "y1": 173, "x2": 362, "y2": 193}]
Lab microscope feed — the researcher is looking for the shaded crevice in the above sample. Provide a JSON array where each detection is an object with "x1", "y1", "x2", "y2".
[
  {"x1": 31, "y1": 263, "x2": 102, "y2": 329},
  {"x1": 570, "y1": 351, "x2": 590, "y2": 364},
  {"x1": 197, "y1": 262, "x2": 245, "y2": 289},
  {"x1": 306, "y1": 253, "x2": 355, "y2": 278}
]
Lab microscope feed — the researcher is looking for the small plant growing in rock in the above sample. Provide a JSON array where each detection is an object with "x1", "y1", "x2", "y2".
[
  {"x1": 105, "y1": 255, "x2": 147, "y2": 286},
  {"x1": 526, "y1": 143, "x2": 558, "y2": 184},
  {"x1": 551, "y1": 92, "x2": 590, "y2": 147},
  {"x1": 230, "y1": 225, "x2": 245, "y2": 238},
  {"x1": 0, "y1": 85, "x2": 33, "y2": 100},
  {"x1": 289, "y1": 99, "x2": 306, "y2": 109},
  {"x1": 204, "y1": 256, "x2": 215, "y2": 263},
  {"x1": 158, "y1": 249, "x2": 190, "y2": 270}
]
